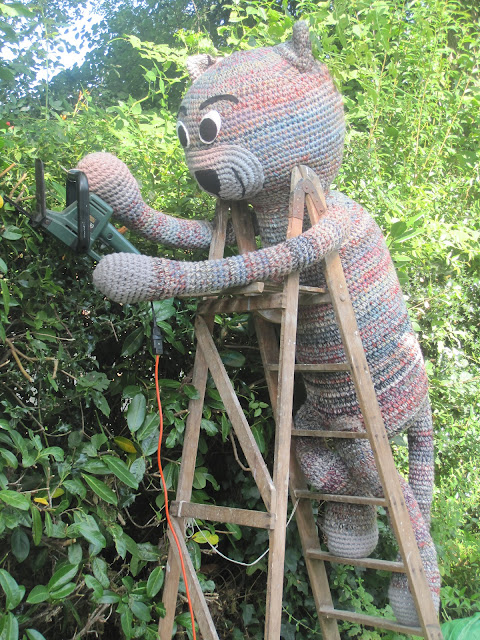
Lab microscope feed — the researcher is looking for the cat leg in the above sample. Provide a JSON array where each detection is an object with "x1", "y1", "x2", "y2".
[
  {"x1": 294, "y1": 405, "x2": 379, "y2": 559},
  {"x1": 333, "y1": 428, "x2": 440, "y2": 627}
]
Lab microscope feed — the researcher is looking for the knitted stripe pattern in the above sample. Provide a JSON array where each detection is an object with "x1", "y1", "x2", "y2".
[{"x1": 86, "y1": 21, "x2": 439, "y2": 625}]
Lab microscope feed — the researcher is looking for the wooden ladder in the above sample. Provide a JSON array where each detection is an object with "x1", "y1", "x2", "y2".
[{"x1": 158, "y1": 166, "x2": 443, "y2": 640}]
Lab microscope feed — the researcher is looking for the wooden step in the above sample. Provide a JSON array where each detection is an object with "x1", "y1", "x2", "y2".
[
  {"x1": 317, "y1": 606, "x2": 424, "y2": 637},
  {"x1": 198, "y1": 292, "x2": 285, "y2": 316},
  {"x1": 306, "y1": 548, "x2": 405, "y2": 573},
  {"x1": 170, "y1": 501, "x2": 275, "y2": 530},
  {"x1": 294, "y1": 489, "x2": 387, "y2": 507},
  {"x1": 266, "y1": 362, "x2": 351, "y2": 373},
  {"x1": 291, "y1": 429, "x2": 368, "y2": 439}
]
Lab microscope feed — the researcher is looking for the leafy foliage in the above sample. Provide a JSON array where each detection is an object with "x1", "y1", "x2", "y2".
[{"x1": 0, "y1": 0, "x2": 479, "y2": 637}]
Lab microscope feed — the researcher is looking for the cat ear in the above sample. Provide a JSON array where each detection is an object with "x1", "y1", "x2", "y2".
[
  {"x1": 277, "y1": 21, "x2": 315, "y2": 72},
  {"x1": 186, "y1": 54, "x2": 217, "y2": 82}
]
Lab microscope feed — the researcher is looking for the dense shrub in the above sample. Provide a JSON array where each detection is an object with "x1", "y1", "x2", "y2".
[{"x1": 0, "y1": 0, "x2": 479, "y2": 637}]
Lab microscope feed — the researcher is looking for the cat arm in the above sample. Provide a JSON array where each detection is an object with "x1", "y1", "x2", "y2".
[
  {"x1": 92, "y1": 198, "x2": 351, "y2": 303},
  {"x1": 76, "y1": 152, "x2": 234, "y2": 249}
]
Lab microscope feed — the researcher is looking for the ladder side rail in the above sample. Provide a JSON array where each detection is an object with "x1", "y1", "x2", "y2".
[
  {"x1": 159, "y1": 201, "x2": 229, "y2": 639},
  {"x1": 264, "y1": 207, "x2": 302, "y2": 639},
  {"x1": 299, "y1": 166, "x2": 442, "y2": 639},
  {"x1": 167, "y1": 520, "x2": 221, "y2": 640},
  {"x1": 229, "y1": 202, "x2": 283, "y2": 405}
]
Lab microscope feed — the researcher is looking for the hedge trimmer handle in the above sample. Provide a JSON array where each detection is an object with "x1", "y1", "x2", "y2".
[{"x1": 66, "y1": 168, "x2": 90, "y2": 253}]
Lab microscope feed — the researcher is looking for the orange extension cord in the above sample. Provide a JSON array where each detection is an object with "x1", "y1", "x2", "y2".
[{"x1": 155, "y1": 355, "x2": 197, "y2": 640}]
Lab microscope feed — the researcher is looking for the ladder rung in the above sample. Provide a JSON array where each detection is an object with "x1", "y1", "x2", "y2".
[
  {"x1": 266, "y1": 362, "x2": 351, "y2": 373},
  {"x1": 299, "y1": 285, "x2": 328, "y2": 295},
  {"x1": 294, "y1": 490, "x2": 387, "y2": 507},
  {"x1": 317, "y1": 605, "x2": 424, "y2": 636},
  {"x1": 198, "y1": 293, "x2": 285, "y2": 316},
  {"x1": 306, "y1": 548, "x2": 405, "y2": 573},
  {"x1": 170, "y1": 501, "x2": 274, "y2": 530},
  {"x1": 291, "y1": 429, "x2": 369, "y2": 439},
  {"x1": 260, "y1": 284, "x2": 327, "y2": 295}
]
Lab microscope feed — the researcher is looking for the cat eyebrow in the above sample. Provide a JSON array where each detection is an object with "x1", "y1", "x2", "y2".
[{"x1": 200, "y1": 94, "x2": 239, "y2": 110}]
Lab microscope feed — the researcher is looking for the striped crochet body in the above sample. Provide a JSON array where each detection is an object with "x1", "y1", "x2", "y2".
[
  {"x1": 82, "y1": 21, "x2": 440, "y2": 626},
  {"x1": 296, "y1": 193, "x2": 429, "y2": 434}
]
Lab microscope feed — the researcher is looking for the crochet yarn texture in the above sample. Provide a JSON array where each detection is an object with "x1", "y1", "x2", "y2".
[{"x1": 81, "y1": 21, "x2": 440, "y2": 626}]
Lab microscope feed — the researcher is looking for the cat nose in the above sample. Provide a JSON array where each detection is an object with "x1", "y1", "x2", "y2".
[{"x1": 195, "y1": 169, "x2": 220, "y2": 195}]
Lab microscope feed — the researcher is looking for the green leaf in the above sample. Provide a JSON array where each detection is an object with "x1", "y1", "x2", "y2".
[
  {"x1": 68, "y1": 542, "x2": 83, "y2": 565},
  {"x1": 76, "y1": 521, "x2": 106, "y2": 551},
  {"x1": 121, "y1": 327, "x2": 145, "y2": 357},
  {"x1": 0, "y1": 490, "x2": 30, "y2": 510},
  {"x1": 97, "y1": 591, "x2": 121, "y2": 605},
  {"x1": 200, "y1": 419, "x2": 218, "y2": 436},
  {"x1": 442, "y1": 613, "x2": 480, "y2": 639},
  {"x1": 37, "y1": 447, "x2": 64, "y2": 462},
  {"x1": 82, "y1": 474, "x2": 118, "y2": 505},
  {"x1": 25, "y1": 630, "x2": 48, "y2": 640},
  {"x1": 126, "y1": 394, "x2": 147, "y2": 432},
  {"x1": 129, "y1": 457, "x2": 146, "y2": 484},
  {"x1": 85, "y1": 574, "x2": 104, "y2": 598},
  {"x1": 146, "y1": 566, "x2": 164, "y2": 598},
  {"x1": 220, "y1": 351, "x2": 246, "y2": 367},
  {"x1": 26, "y1": 584, "x2": 49, "y2": 604},
  {"x1": 129, "y1": 599, "x2": 151, "y2": 622},
  {"x1": 91, "y1": 557, "x2": 110, "y2": 589},
  {"x1": 63, "y1": 477, "x2": 87, "y2": 500},
  {"x1": 49, "y1": 582, "x2": 76, "y2": 600},
  {"x1": 0, "y1": 611, "x2": 19, "y2": 639},
  {"x1": 31, "y1": 506, "x2": 42, "y2": 546},
  {"x1": 11, "y1": 528, "x2": 30, "y2": 562},
  {"x1": 2, "y1": 226, "x2": 21, "y2": 240},
  {"x1": 152, "y1": 298, "x2": 176, "y2": 321},
  {"x1": 183, "y1": 384, "x2": 200, "y2": 400},
  {"x1": 1, "y1": 279, "x2": 10, "y2": 315},
  {"x1": 47, "y1": 564, "x2": 79, "y2": 591},
  {"x1": 103, "y1": 455, "x2": 139, "y2": 489},
  {"x1": 0, "y1": 448, "x2": 18, "y2": 469},
  {"x1": 0, "y1": 569, "x2": 25, "y2": 610}
]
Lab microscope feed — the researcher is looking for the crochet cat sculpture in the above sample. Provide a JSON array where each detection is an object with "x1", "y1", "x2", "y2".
[{"x1": 78, "y1": 21, "x2": 440, "y2": 626}]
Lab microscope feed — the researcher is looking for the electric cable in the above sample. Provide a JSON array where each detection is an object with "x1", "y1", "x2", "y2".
[{"x1": 155, "y1": 354, "x2": 197, "y2": 640}]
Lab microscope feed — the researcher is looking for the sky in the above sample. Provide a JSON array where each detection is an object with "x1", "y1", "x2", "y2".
[{"x1": 1, "y1": 3, "x2": 102, "y2": 83}]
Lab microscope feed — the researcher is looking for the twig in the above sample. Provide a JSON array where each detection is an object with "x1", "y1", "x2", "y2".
[
  {"x1": 20, "y1": 604, "x2": 62, "y2": 629},
  {"x1": 124, "y1": 506, "x2": 158, "y2": 530},
  {"x1": 229, "y1": 433, "x2": 251, "y2": 472},
  {"x1": 0, "y1": 163, "x2": 15, "y2": 180},
  {"x1": 9, "y1": 172, "x2": 27, "y2": 198},
  {"x1": 69, "y1": 603, "x2": 110, "y2": 640},
  {"x1": 5, "y1": 338, "x2": 33, "y2": 382}
]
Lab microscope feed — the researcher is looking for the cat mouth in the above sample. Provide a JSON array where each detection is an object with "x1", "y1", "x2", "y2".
[{"x1": 187, "y1": 144, "x2": 264, "y2": 200}]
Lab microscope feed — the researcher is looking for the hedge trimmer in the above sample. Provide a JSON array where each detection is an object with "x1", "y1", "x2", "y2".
[{"x1": 4, "y1": 159, "x2": 140, "y2": 260}]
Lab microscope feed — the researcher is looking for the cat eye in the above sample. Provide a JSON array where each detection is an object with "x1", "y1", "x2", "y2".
[
  {"x1": 176, "y1": 121, "x2": 190, "y2": 148},
  {"x1": 199, "y1": 110, "x2": 221, "y2": 144}
]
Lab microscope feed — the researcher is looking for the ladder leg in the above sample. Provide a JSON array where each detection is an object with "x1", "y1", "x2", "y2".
[
  {"x1": 158, "y1": 321, "x2": 213, "y2": 639},
  {"x1": 264, "y1": 271, "x2": 300, "y2": 639},
  {"x1": 289, "y1": 451, "x2": 342, "y2": 640}
]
